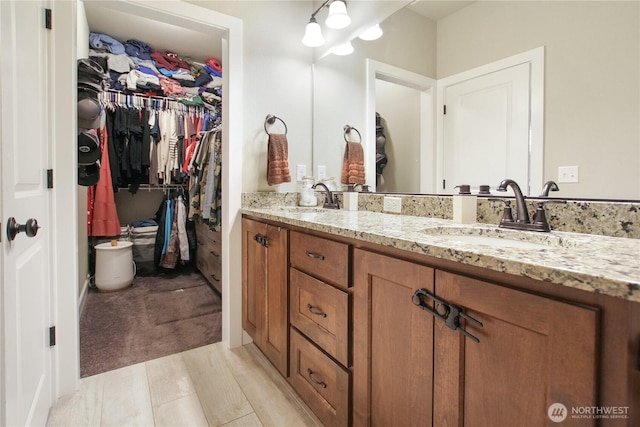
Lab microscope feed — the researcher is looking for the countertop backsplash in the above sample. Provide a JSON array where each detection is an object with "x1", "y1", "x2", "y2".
[{"x1": 242, "y1": 192, "x2": 640, "y2": 239}]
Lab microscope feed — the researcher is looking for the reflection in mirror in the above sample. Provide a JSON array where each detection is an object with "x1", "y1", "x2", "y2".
[{"x1": 312, "y1": 1, "x2": 639, "y2": 200}]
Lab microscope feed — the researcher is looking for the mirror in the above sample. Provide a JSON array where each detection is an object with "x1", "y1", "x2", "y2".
[{"x1": 312, "y1": 1, "x2": 639, "y2": 200}]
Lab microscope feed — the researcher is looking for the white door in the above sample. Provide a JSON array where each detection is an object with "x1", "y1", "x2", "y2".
[
  {"x1": 442, "y1": 62, "x2": 530, "y2": 193},
  {"x1": 1, "y1": 1, "x2": 54, "y2": 425}
]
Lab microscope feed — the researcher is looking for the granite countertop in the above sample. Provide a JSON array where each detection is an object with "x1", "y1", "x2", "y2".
[{"x1": 242, "y1": 207, "x2": 640, "y2": 303}]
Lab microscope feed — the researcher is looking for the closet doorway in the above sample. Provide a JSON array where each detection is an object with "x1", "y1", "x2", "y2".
[{"x1": 76, "y1": 0, "x2": 243, "y2": 379}]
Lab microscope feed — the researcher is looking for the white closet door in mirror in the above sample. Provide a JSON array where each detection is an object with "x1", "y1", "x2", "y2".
[{"x1": 442, "y1": 62, "x2": 530, "y2": 194}]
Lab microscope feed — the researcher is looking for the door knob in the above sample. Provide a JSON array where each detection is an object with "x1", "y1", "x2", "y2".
[{"x1": 6, "y1": 217, "x2": 40, "y2": 241}]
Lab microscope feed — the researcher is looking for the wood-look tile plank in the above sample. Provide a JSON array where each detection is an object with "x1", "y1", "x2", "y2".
[
  {"x1": 219, "y1": 412, "x2": 263, "y2": 427},
  {"x1": 47, "y1": 372, "x2": 104, "y2": 426},
  {"x1": 100, "y1": 362, "x2": 155, "y2": 427},
  {"x1": 223, "y1": 344, "x2": 323, "y2": 427},
  {"x1": 182, "y1": 343, "x2": 253, "y2": 426},
  {"x1": 153, "y1": 394, "x2": 208, "y2": 427},
  {"x1": 146, "y1": 353, "x2": 196, "y2": 406}
]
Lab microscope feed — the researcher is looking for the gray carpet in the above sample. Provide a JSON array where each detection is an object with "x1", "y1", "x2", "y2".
[{"x1": 80, "y1": 270, "x2": 222, "y2": 378}]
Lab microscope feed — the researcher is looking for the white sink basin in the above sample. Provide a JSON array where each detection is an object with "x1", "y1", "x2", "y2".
[{"x1": 422, "y1": 226, "x2": 568, "y2": 250}]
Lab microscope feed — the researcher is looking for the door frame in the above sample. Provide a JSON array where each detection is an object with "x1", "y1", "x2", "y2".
[
  {"x1": 49, "y1": 0, "x2": 244, "y2": 399},
  {"x1": 436, "y1": 47, "x2": 544, "y2": 196},
  {"x1": 365, "y1": 59, "x2": 436, "y2": 193}
]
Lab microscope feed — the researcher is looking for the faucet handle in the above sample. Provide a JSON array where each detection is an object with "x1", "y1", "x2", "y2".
[{"x1": 489, "y1": 198, "x2": 514, "y2": 224}]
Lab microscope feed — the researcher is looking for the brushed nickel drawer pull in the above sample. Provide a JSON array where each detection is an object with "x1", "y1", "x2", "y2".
[
  {"x1": 307, "y1": 304, "x2": 327, "y2": 318},
  {"x1": 305, "y1": 250, "x2": 325, "y2": 260},
  {"x1": 306, "y1": 368, "x2": 327, "y2": 388}
]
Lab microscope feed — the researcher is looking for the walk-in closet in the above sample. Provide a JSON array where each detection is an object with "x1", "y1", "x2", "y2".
[{"x1": 78, "y1": 1, "x2": 226, "y2": 377}]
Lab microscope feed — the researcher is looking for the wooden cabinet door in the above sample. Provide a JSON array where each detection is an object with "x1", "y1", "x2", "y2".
[
  {"x1": 242, "y1": 218, "x2": 289, "y2": 376},
  {"x1": 353, "y1": 249, "x2": 435, "y2": 427},
  {"x1": 242, "y1": 218, "x2": 267, "y2": 341},
  {"x1": 434, "y1": 270, "x2": 598, "y2": 427}
]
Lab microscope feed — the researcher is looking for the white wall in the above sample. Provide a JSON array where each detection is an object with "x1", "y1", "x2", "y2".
[
  {"x1": 190, "y1": 1, "x2": 314, "y2": 193},
  {"x1": 437, "y1": 1, "x2": 640, "y2": 199},
  {"x1": 375, "y1": 79, "x2": 421, "y2": 193}
]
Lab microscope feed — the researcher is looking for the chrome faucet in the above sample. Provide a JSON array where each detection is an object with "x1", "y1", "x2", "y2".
[
  {"x1": 312, "y1": 182, "x2": 340, "y2": 209},
  {"x1": 539, "y1": 180, "x2": 559, "y2": 197},
  {"x1": 495, "y1": 178, "x2": 551, "y2": 232}
]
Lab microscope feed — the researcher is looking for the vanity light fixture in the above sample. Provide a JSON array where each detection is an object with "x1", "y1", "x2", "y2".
[
  {"x1": 358, "y1": 23, "x2": 383, "y2": 41},
  {"x1": 326, "y1": 0, "x2": 351, "y2": 29},
  {"x1": 302, "y1": 0, "x2": 351, "y2": 47},
  {"x1": 333, "y1": 41, "x2": 354, "y2": 56}
]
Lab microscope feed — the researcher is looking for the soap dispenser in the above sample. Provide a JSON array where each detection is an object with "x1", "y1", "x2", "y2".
[
  {"x1": 343, "y1": 184, "x2": 360, "y2": 211},
  {"x1": 452, "y1": 185, "x2": 477, "y2": 224}
]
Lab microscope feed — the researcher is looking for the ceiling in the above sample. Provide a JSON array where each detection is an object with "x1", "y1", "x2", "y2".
[
  {"x1": 81, "y1": 1, "x2": 475, "y2": 66},
  {"x1": 406, "y1": 0, "x2": 475, "y2": 21},
  {"x1": 82, "y1": 1, "x2": 225, "y2": 63}
]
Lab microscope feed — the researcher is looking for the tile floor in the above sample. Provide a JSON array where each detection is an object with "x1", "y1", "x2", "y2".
[{"x1": 47, "y1": 342, "x2": 323, "y2": 427}]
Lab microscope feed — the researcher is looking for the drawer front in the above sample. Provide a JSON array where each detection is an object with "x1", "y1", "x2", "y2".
[
  {"x1": 290, "y1": 231, "x2": 349, "y2": 289},
  {"x1": 290, "y1": 268, "x2": 350, "y2": 366},
  {"x1": 289, "y1": 328, "x2": 350, "y2": 427},
  {"x1": 196, "y1": 252, "x2": 222, "y2": 293}
]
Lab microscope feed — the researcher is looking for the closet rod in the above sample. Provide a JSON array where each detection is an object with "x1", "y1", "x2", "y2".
[{"x1": 99, "y1": 90, "x2": 219, "y2": 113}]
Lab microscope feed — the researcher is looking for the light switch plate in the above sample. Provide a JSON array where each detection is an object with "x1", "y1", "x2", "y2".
[
  {"x1": 317, "y1": 165, "x2": 327, "y2": 180},
  {"x1": 558, "y1": 166, "x2": 579, "y2": 183},
  {"x1": 296, "y1": 164, "x2": 307, "y2": 182}
]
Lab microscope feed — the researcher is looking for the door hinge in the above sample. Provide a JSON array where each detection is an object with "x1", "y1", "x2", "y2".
[
  {"x1": 443, "y1": 105, "x2": 447, "y2": 115},
  {"x1": 45, "y1": 8, "x2": 52, "y2": 30},
  {"x1": 49, "y1": 326, "x2": 56, "y2": 346},
  {"x1": 443, "y1": 179, "x2": 446, "y2": 189},
  {"x1": 47, "y1": 169, "x2": 54, "y2": 189}
]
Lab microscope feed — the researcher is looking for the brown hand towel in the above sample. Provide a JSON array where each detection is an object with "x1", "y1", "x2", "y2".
[
  {"x1": 341, "y1": 141, "x2": 366, "y2": 185},
  {"x1": 267, "y1": 133, "x2": 292, "y2": 185}
]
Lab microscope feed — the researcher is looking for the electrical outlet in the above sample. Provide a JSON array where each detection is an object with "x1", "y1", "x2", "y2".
[
  {"x1": 383, "y1": 196, "x2": 402, "y2": 213},
  {"x1": 317, "y1": 165, "x2": 327, "y2": 180},
  {"x1": 558, "y1": 166, "x2": 579, "y2": 183},
  {"x1": 296, "y1": 164, "x2": 307, "y2": 182}
]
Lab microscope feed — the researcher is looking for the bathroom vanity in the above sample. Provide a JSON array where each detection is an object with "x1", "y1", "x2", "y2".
[{"x1": 241, "y1": 203, "x2": 639, "y2": 426}]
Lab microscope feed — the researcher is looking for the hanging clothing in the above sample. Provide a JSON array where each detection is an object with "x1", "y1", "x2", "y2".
[{"x1": 89, "y1": 122, "x2": 121, "y2": 236}]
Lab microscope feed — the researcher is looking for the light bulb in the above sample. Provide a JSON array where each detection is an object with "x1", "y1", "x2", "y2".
[
  {"x1": 326, "y1": 0, "x2": 351, "y2": 30},
  {"x1": 333, "y1": 41, "x2": 354, "y2": 56},
  {"x1": 302, "y1": 18, "x2": 325, "y2": 47},
  {"x1": 358, "y1": 24, "x2": 383, "y2": 41}
]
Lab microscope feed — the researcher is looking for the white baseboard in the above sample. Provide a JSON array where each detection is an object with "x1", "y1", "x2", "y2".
[{"x1": 78, "y1": 274, "x2": 91, "y2": 315}]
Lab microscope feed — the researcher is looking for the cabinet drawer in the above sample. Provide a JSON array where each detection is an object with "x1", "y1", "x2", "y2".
[
  {"x1": 290, "y1": 268, "x2": 350, "y2": 366},
  {"x1": 289, "y1": 328, "x2": 350, "y2": 427},
  {"x1": 196, "y1": 254, "x2": 221, "y2": 293},
  {"x1": 290, "y1": 231, "x2": 349, "y2": 289}
]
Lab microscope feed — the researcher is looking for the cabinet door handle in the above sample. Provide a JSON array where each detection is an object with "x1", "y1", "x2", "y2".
[
  {"x1": 254, "y1": 233, "x2": 268, "y2": 247},
  {"x1": 307, "y1": 304, "x2": 327, "y2": 318},
  {"x1": 306, "y1": 368, "x2": 327, "y2": 388},
  {"x1": 305, "y1": 250, "x2": 325, "y2": 260},
  {"x1": 211, "y1": 273, "x2": 220, "y2": 282},
  {"x1": 210, "y1": 250, "x2": 220, "y2": 257},
  {"x1": 412, "y1": 288, "x2": 483, "y2": 343}
]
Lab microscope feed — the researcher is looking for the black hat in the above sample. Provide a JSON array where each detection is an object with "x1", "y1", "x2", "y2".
[
  {"x1": 78, "y1": 162, "x2": 100, "y2": 186},
  {"x1": 78, "y1": 129, "x2": 101, "y2": 165}
]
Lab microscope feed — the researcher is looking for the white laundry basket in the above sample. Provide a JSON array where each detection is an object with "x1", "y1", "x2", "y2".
[{"x1": 94, "y1": 241, "x2": 136, "y2": 292}]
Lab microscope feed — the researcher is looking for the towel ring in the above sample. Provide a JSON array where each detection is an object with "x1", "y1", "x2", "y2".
[
  {"x1": 344, "y1": 125, "x2": 361, "y2": 143},
  {"x1": 264, "y1": 114, "x2": 288, "y2": 135}
]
